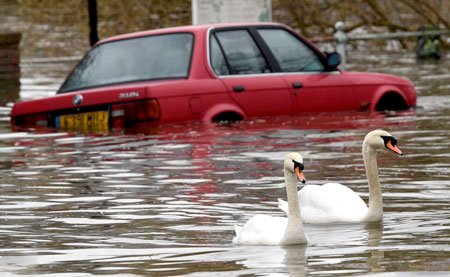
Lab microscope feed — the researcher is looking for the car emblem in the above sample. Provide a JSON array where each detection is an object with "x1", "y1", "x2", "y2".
[
  {"x1": 119, "y1": 91, "x2": 140, "y2": 99},
  {"x1": 73, "y1": 94, "x2": 83, "y2": 106}
]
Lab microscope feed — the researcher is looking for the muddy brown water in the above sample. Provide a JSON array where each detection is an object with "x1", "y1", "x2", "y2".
[{"x1": 0, "y1": 51, "x2": 449, "y2": 276}]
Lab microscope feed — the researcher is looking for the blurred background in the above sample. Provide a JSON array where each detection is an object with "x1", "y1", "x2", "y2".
[{"x1": 0, "y1": 0, "x2": 449, "y2": 59}]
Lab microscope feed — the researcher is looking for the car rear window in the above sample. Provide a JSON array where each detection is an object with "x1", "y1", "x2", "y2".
[{"x1": 58, "y1": 33, "x2": 194, "y2": 93}]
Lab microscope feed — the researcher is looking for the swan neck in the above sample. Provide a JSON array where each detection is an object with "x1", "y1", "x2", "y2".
[
  {"x1": 284, "y1": 168, "x2": 302, "y2": 223},
  {"x1": 281, "y1": 165, "x2": 307, "y2": 244},
  {"x1": 363, "y1": 142, "x2": 383, "y2": 221}
]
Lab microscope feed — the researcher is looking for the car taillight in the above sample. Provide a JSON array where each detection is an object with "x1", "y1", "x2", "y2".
[
  {"x1": 111, "y1": 99, "x2": 161, "y2": 128},
  {"x1": 11, "y1": 113, "x2": 48, "y2": 129}
]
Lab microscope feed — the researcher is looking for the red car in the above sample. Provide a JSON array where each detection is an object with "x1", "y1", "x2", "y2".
[{"x1": 10, "y1": 22, "x2": 417, "y2": 132}]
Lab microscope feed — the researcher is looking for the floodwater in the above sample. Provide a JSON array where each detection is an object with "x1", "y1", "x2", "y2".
[{"x1": 0, "y1": 52, "x2": 449, "y2": 276}]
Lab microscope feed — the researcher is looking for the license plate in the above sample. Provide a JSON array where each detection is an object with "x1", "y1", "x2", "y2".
[{"x1": 56, "y1": 111, "x2": 109, "y2": 132}]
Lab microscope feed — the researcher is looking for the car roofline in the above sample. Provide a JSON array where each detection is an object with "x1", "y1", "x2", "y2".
[{"x1": 96, "y1": 22, "x2": 288, "y2": 45}]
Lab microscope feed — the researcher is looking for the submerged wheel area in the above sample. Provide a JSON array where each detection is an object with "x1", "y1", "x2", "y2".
[
  {"x1": 375, "y1": 92, "x2": 408, "y2": 111},
  {"x1": 212, "y1": 112, "x2": 244, "y2": 123}
]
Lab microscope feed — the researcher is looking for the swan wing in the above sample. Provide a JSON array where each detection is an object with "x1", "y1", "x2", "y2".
[
  {"x1": 233, "y1": 214, "x2": 287, "y2": 245},
  {"x1": 234, "y1": 225, "x2": 242, "y2": 237},
  {"x1": 299, "y1": 183, "x2": 368, "y2": 223},
  {"x1": 278, "y1": 198, "x2": 289, "y2": 214}
]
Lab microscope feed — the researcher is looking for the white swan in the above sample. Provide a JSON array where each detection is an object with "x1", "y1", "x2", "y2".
[
  {"x1": 233, "y1": 152, "x2": 308, "y2": 245},
  {"x1": 278, "y1": 130, "x2": 403, "y2": 223}
]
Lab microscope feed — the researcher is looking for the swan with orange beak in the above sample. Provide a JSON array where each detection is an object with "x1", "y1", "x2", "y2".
[{"x1": 278, "y1": 130, "x2": 403, "y2": 223}]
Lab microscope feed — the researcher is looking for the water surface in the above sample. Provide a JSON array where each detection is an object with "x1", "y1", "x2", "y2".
[{"x1": 0, "y1": 52, "x2": 449, "y2": 276}]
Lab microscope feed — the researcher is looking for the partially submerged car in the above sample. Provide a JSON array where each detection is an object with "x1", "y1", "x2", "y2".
[{"x1": 10, "y1": 22, "x2": 417, "y2": 132}]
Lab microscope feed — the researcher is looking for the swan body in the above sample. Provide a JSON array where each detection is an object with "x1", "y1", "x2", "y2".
[
  {"x1": 233, "y1": 153, "x2": 308, "y2": 245},
  {"x1": 279, "y1": 183, "x2": 368, "y2": 223},
  {"x1": 278, "y1": 130, "x2": 403, "y2": 223}
]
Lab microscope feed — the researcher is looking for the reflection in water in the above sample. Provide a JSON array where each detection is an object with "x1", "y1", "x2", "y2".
[
  {"x1": 230, "y1": 245, "x2": 307, "y2": 276},
  {"x1": 366, "y1": 222, "x2": 384, "y2": 273},
  {"x1": 0, "y1": 108, "x2": 449, "y2": 275},
  {"x1": 284, "y1": 245, "x2": 307, "y2": 276},
  {"x1": 0, "y1": 49, "x2": 448, "y2": 275}
]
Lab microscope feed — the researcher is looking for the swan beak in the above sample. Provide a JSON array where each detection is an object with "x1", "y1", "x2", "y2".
[
  {"x1": 386, "y1": 140, "x2": 403, "y2": 156},
  {"x1": 295, "y1": 167, "x2": 306, "y2": 184}
]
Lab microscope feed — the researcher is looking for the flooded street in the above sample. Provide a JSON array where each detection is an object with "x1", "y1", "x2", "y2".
[{"x1": 0, "y1": 52, "x2": 449, "y2": 276}]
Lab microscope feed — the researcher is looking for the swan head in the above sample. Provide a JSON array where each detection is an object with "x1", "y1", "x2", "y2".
[
  {"x1": 284, "y1": 152, "x2": 306, "y2": 184},
  {"x1": 364, "y1": 130, "x2": 403, "y2": 156}
]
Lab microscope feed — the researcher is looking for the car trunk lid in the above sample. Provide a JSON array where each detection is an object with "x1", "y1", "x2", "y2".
[{"x1": 10, "y1": 85, "x2": 161, "y2": 131}]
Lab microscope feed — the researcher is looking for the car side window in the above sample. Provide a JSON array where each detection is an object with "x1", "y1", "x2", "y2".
[
  {"x1": 257, "y1": 29, "x2": 324, "y2": 72},
  {"x1": 213, "y1": 30, "x2": 270, "y2": 75},
  {"x1": 210, "y1": 35, "x2": 230, "y2": 76}
]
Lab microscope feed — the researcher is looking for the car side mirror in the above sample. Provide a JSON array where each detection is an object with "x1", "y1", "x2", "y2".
[{"x1": 325, "y1": 52, "x2": 341, "y2": 70}]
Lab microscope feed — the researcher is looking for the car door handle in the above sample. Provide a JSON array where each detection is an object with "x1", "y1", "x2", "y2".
[
  {"x1": 292, "y1": 82, "x2": 303, "y2": 89},
  {"x1": 233, "y1": 85, "x2": 245, "y2": 92}
]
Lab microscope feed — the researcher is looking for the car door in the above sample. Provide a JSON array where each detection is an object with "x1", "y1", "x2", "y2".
[
  {"x1": 210, "y1": 29, "x2": 294, "y2": 118},
  {"x1": 256, "y1": 28, "x2": 356, "y2": 114}
]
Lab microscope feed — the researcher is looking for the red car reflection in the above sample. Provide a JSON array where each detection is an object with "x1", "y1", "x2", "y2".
[{"x1": 10, "y1": 22, "x2": 417, "y2": 132}]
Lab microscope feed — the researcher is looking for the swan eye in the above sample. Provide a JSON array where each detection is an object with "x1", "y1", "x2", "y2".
[
  {"x1": 380, "y1": 135, "x2": 397, "y2": 146},
  {"x1": 391, "y1": 137, "x2": 398, "y2": 146},
  {"x1": 293, "y1": 160, "x2": 304, "y2": 171}
]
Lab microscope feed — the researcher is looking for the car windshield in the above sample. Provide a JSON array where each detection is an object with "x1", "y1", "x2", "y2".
[{"x1": 58, "y1": 33, "x2": 194, "y2": 93}]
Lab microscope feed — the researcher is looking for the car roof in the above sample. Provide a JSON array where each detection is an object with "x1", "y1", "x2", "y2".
[{"x1": 97, "y1": 22, "x2": 288, "y2": 45}]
